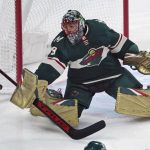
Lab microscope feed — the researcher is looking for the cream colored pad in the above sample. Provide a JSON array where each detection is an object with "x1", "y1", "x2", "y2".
[
  {"x1": 10, "y1": 68, "x2": 38, "y2": 108},
  {"x1": 116, "y1": 87, "x2": 150, "y2": 117},
  {"x1": 30, "y1": 89, "x2": 79, "y2": 127}
]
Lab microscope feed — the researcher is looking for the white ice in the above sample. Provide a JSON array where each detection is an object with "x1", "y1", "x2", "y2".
[{"x1": 0, "y1": 0, "x2": 150, "y2": 150}]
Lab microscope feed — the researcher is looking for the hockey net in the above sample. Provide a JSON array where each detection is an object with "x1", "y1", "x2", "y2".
[{"x1": 0, "y1": 0, "x2": 128, "y2": 94}]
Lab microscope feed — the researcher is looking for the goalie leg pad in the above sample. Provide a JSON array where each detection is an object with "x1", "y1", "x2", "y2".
[
  {"x1": 30, "y1": 88, "x2": 63, "y2": 116},
  {"x1": 49, "y1": 99, "x2": 79, "y2": 127},
  {"x1": 30, "y1": 89, "x2": 79, "y2": 127},
  {"x1": 30, "y1": 82, "x2": 52, "y2": 117},
  {"x1": 115, "y1": 87, "x2": 150, "y2": 117},
  {"x1": 10, "y1": 69, "x2": 38, "y2": 109}
]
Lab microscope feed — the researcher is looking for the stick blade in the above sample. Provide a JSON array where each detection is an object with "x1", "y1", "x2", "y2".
[{"x1": 68, "y1": 120, "x2": 106, "y2": 140}]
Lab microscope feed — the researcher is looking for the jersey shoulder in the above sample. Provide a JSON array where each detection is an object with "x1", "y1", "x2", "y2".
[{"x1": 86, "y1": 19, "x2": 110, "y2": 34}]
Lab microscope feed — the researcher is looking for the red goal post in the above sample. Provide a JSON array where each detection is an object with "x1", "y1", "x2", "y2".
[{"x1": 0, "y1": 0, "x2": 129, "y2": 93}]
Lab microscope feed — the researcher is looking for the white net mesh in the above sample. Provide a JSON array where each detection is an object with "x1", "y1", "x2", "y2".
[
  {"x1": 23, "y1": 0, "x2": 123, "y2": 47},
  {"x1": 0, "y1": 0, "x2": 124, "y2": 94},
  {"x1": 0, "y1": 0, "x2": 16, "y2": 94}
]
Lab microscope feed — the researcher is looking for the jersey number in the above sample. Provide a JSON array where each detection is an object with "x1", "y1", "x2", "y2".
[{"x1": 50, "y1": 47, "x2": 57, "y2": 55}]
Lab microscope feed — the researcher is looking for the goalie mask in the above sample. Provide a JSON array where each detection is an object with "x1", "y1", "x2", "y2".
[{"x1": 61, "y1": 10, "x2": 85, "y2": 45}]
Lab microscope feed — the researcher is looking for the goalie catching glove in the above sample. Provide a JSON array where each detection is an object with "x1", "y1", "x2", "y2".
[
  {"x1": 10, "y1": 68, "x2": 78, "y2": 127},
  {"x1": 123, "y1": 51, "x2": 150, "y2": 75}
]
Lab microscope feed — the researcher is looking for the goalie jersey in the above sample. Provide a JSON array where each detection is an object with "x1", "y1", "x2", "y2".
[{"x1": 35, "y1": 19, "x2": 139, "y2": 84}]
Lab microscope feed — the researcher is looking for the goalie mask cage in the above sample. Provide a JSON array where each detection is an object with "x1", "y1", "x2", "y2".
[{"x1": 0, "y1": 0, "x2": 129, "y2": 94}]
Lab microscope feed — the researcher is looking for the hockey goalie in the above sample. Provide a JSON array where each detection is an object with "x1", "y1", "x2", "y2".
[{"x1": 10, "y1": 10, "x2": 150, "y2": 128}]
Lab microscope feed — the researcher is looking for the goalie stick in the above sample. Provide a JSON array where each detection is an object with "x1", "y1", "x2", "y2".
[{"x1": 0, "y1": 69, "x2": 106, "y2": 139}]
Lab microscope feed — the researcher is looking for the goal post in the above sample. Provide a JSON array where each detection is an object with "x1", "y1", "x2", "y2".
[
  {"x1": 123, "y1": 0, "x2": 129, "y2": 37},
  {"x1": 16, "y1": 0, "x2": 23, "y2": 84},
  {"x1": 0, "y1": 0, "x2": 129, "y2": 93}
]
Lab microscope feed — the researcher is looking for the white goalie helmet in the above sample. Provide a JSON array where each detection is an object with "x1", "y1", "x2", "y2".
[{"x1": 61, "y1": 10, "x2": 85, "y2": 45}]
